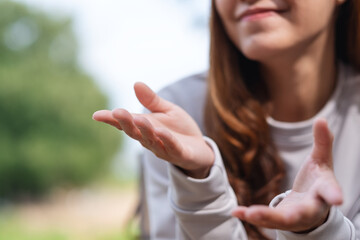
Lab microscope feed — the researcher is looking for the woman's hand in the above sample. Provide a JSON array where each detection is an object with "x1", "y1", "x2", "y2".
[
  {"x1": 92, "y1": 82, "x2": 214, "y2": 178},
  {"x1": 232, "y1": 118, "x2": 343, "y2": 233}
]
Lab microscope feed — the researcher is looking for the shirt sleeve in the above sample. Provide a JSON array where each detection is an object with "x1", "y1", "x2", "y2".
[
  {"x1": 270, "y1": 191, "x2": 357, "y2": 240},
  {"x1": 142, "y1": 147, "x2": 177, "y2": 239},
  {"x1": 168, "y1": 137, "x2": 248, "y2": 240}
]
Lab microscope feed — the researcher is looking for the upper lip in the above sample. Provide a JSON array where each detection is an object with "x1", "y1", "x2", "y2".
[{"x1": 238, "y1": 7, "x2": 284, "y2": 20}]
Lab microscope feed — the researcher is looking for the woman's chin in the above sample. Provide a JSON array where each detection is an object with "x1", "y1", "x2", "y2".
[
  {"x1": 239, "y1": 36, "x2": 291, "y2": 62},
  {"x1": 241, "y1": 44, "x2": 287, "y2": 62}
]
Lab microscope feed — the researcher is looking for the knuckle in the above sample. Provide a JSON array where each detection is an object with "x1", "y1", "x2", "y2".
[
  {"x1": 129, "y1": 132, "x2": 140, "y2": 140},
  {"x1": 154, "y1": 152, "x2": 163, "y2": 159},
  {"x1": 139, "y1": 140, "x2": 149, "y2": 148},
  {"x1": 147, "y1": 139, "x2": 154, "y2": 146},
  {"x1": 141, "y1": 137, "x2": 153, "y2": 146}
]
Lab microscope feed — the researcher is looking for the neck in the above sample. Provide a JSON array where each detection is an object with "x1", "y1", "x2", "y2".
[{"x1": 261, "y1": 27, "x2": 337, "y2": 122}]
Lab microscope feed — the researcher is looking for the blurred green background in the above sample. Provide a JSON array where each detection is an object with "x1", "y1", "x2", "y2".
[
  {"x1": 0, "y1": 0, "x2": 120, "y2": 199},
  {"x1": 0, "y1": 1, "x2": 138, "y2": 239},
  {"x1": 0, "y1": 0, "x2": 211, "y2": 238}
]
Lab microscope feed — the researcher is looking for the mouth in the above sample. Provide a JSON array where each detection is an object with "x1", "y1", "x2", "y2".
[{"x1": 239, "y1": 8, "x2": 286, "y2": 21}]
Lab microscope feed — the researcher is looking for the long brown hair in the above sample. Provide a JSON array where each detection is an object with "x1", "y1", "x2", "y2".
[{"x1": 204, "y1": 0, "x2": 360, "y2": 239}]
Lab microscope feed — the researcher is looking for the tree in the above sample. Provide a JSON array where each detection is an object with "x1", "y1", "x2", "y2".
[{"x1": 0, "y1": 1, "x2": 121, "y2": 199}]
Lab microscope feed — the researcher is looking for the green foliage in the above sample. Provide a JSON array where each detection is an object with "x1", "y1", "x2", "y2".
[{"x1": 0, "y1": 1, "x2": 121, "y2": 198}]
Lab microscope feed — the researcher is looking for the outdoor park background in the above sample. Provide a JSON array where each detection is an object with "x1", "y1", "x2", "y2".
[{"x1": 0, "y1": 0, "x2": 210, "y2": 239}]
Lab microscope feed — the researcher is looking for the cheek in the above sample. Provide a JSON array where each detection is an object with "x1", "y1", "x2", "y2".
[
  {"x1": 285, "y1": 0, "x2": 337, "y2": 39},
  {"x1": 294, "y1": 7, "x2": 335, "y2": 38},
  {"x1": 214, "y1": 0, "x2": 238, "y2": 22}
]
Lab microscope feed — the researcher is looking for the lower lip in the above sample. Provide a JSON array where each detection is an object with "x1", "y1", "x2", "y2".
[{"x1": 242, "y1": 11, "x2": 278, "y2": 21}]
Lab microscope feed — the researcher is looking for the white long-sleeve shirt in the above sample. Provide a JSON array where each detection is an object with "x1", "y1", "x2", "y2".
[{"x1": 140, "y1": 63, "x2": 360, "y2": 239}]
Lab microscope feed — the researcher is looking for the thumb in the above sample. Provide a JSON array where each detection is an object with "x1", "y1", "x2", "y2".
[
  {"x1": 316, "y1": 176, "x2": 343, "y2": 205},
  {"x1": 311, "y1": 118, "x2": 334, "y2": 167},
  {"x1": 134, "y1": 82, "x2": 173, "y2": 113}
]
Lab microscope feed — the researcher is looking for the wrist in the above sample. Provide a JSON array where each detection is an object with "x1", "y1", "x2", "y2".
[
  {"x1": 182, "y1": 166, "x2": 212, "y2": 179},
  {"x1": 186, "y1": 138, "x2": 216, "y2": 178},
  {"x1": 293, "y1": 207, "x2": 330, "y2": 234},
  {"x1": 179, "y1": 141, "x2": 215, "y2": 179}
]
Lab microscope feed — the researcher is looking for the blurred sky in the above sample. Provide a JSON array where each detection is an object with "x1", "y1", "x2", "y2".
[{"x1": 13, "y1": 0, "x2": 211, "y2": 177}]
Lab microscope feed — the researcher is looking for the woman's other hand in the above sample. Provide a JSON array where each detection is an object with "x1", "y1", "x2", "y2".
[
  {"x1": 92, "y1": 82, "x2": 214, "y2": 179},
  {"x1": 232, "y1": 118, "x2": 343, "y2": 233}
]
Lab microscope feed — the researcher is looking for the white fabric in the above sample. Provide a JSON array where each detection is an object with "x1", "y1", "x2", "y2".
[{"x1": 140, "y1": 64, "x2": 360, "y2": 239}]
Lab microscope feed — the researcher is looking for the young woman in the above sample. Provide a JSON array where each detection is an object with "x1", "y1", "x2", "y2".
[{"x1": 93, "y1": 0, "x2": 360, "y2": 239}]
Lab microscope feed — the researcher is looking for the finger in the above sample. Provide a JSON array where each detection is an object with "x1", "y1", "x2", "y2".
[
  {"x1": 311, "y1": 118, "x2": 334, "y2": 165},
  {"x1": 92, "y1": 110, "x2": 122, "y2": 130},
  {"x1": 133, "y1": 116, "x2": 165, "y2": 152},
  {"x1": 134, "y1": 82, "x2": 173, "y2": 113},
  {"x1": 232, "y1": 206, "x2": 246, "y2": 219},
  {"x1": 112, "y1": 108, "x2": 141, "y2": 140}
]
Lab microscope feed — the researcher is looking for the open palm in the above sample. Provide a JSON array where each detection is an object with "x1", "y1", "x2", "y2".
[
  {"x1": 232, "y1": 119, "x2": 343, "y2": 233},
  {"x1": 93, "y1": 82, "x2": 214, "y2": 178}
]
